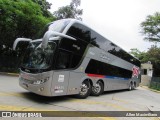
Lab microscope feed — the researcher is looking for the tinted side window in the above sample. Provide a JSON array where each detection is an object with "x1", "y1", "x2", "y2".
[
  {"x1": 67, "y1": 23, "x2": 140, "y2": 67},
  {"x1": 108, "y1": 44, "x2": 140, "y2": 67},
  {"x1": 67, "y1": 23, "x2": 108, "y2": 48},
  {"x1": 90, "y1": 29, "x2": 140, "y2": 67},
  {"x1": 60, "y1": 38, "x2": 88, "y2": 56},
  {"x1": 71, "y1": 54, "x2": 82, "y2": 68},
  {"x1": 55, "y1": 50, "x2": 71, "y2": 69},
  {"x1": 85, "y1": 59, "x2": 132, "y2": 78},
  {"x1": 55, "y1": 49, "x2": 83, "y2": 70},
  {"x1": 90, "y1": 30, "x2": 106, "y2": 48},
  {"x1": 67, "y1": 23, "x2": 91, "y2": 43}
]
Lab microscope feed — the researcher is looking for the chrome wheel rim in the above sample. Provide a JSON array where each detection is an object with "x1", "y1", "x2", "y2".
[
  {"x1": 80, "y1": 83, "x2": 88, "y2": 96},
  {"x1": 92, "y1": 83, "x2": 101, "y2": 94}
]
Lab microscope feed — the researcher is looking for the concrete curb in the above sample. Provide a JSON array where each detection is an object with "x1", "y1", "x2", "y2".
[
  {"x1": 141, "y1": 86, "x2": 160, "y2": 93},
  {"x1": 0, "y1": 72, "x2": 19, "y2": 77}
]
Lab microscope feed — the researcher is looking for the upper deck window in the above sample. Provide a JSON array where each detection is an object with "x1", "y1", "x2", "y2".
[
  {"x1": 67, "y1": 23, "x2": 91, "y2": 43},
  {"x1": 67, "y1": 22, "x2": 140, "y2": 67}
]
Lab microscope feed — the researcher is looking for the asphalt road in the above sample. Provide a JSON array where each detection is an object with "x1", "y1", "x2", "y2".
[{"x1": 0, "y1": 75, "x2": 160, "y2": 120}]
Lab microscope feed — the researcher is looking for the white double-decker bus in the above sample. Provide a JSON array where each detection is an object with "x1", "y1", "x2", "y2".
[{"x1": 13, "y1": 19, "x2": 141, "y2": 98}]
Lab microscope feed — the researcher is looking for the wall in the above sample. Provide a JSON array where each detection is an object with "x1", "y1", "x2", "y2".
[{"x1": 140, "y1": 63, "x2": 153, "y2": 86}]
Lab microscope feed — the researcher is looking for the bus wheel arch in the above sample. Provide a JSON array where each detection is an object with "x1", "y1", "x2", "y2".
[
  {"x1": 91, "y1": 80, "x2": 104, "y2": 96},
  {"x1": 77, "y1": 79, "x2": 92, "y2": 99}
]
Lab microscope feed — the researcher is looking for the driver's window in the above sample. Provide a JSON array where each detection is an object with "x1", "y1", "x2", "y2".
[{"x1": 55, "y1": 50, "x2": 71, "y2": 69}]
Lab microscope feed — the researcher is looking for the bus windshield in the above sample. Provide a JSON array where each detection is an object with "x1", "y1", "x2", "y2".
[{"x1": 22, "y1": 41, "x2": 56, "y2": 69}]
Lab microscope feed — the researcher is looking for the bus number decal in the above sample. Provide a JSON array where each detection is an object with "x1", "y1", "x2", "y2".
[
  {"x1": 58, "y1": 75, "x2": 64, "y2": 82},
  {"x1": 54, "y1": 86, "x2": 64, "y2": 93}
]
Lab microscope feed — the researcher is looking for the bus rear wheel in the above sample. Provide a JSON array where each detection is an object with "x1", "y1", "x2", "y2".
[
  {"x1": 91, "y1": 81, "x2": 104, "y2": 96},
  {"x1": 132, "y1": 82, "x2": 136, "y2": 90},
  {"x1": 128, "y1": 82, "x2": 132, "y2": 91},
  {"x1": 77, "y1": 80, "x2": 91, "y2": 99}
]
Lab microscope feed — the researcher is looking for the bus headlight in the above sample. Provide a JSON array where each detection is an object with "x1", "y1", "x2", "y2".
[{"x1": 33, "y1": 77, "x2": 49, "y2": 85}]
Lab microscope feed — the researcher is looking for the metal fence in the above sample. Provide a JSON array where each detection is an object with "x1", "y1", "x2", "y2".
[{"x1": 150, "y1": 77, "x2": 160, "y2": 90}]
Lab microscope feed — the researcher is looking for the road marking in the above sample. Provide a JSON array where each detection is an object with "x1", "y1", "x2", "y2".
[
  {"x1": 112, "y1": 97, "x2": 131, "y2": 104},
  {"x1": 69, "y1": 99, "x2": 133, "y2": 111},
  {"x1": 0, "y1": 91, "x2": 132, "y2": 111},
  {"x1": 0, "y1": 91, "x2": 24, "y2": 97},
  {"x1": 0, "y1": 104, "x2": 52, "y2": 111},
  {"x1": 1, "y1": 92, "x2": 159, "y2": 120},
  {"x1": 2, "y1": 91, "x2": 159, "y2": 120}
]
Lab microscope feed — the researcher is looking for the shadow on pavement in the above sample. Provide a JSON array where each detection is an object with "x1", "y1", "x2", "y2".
[{"x1": 20, "y1": 92, "x2": 74, "y2": 104}]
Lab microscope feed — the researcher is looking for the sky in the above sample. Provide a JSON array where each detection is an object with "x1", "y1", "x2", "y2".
[{"x1": 47, "y1": 0, "x2": 160, "y2": 52}]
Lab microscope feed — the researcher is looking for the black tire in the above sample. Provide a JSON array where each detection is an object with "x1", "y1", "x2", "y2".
[
  {"x1": 128, "y1": 82, "x2": 132, "y2": 91},
  {"x1": 91, "y1": 81, "x2": 104, "y2": 96},
  {"x1": 77, "y1": 80, "x2": 91, "y2": 99},
  {"x1": 132, "y1": 82, "x2": 136, "y2": 90}
]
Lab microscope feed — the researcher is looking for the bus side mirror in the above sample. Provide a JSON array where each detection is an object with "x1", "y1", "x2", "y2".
[
  {"x1": 42, "y1": 31, "x2": 76, "y2": 49},
  {"x1": 13, "y1": 38, "x2": 32, "y2": 50}
]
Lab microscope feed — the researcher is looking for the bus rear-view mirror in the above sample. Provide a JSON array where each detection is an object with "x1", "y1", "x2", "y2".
[{"x1": 13, "y1": 38, "x2": 32, "y2": 50}]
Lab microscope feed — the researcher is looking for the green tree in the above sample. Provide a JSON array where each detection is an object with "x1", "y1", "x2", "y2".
[
  {"x1": 31, "y1": 0, "x2": 53, "y2": 17},
  {"x1": 130, "y1": 48, "x2": 148, "y2": 63},
  {"x1": 147, "y1": 46, "x2": 160, "y2": 65},
  {"x1": 130, "y1": 48, "x2": 142, "y2": 58},
  {"x1": 130, "y1": 46, "x2": 160, "y2": 77},
  {"x1": 0, "y1": 0, "x2": 54, "y2": 48},
  {"x1": 53, "y1": 0, "x2": 83, "y2": 20},
  {"x1": 147, "y1": 46, "x2": 160, "y2": 77},
  {"x1": 140, "y1": 12, "x2": 160, "y2": 76},
  {"x1": 0, "y1": 0, "x2": 55, "y2": 72},
  {"x1": 140, "y1": 12, "x2": 160, "y2": 43}
]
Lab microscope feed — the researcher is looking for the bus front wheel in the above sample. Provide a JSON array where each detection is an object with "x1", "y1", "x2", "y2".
[{"x1": 77, "y1": 80, "x2": 91, "y2": 99}]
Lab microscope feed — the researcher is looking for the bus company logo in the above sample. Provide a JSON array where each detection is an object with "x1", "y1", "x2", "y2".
[
  {"x1": 2, "y1": 112, "x2": 11, "y2": 117},
  {"x1": 132, "y1": 66, "x2": 139, "y2": 78}
]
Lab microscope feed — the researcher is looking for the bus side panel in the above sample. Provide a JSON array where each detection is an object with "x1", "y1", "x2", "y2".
[
  {"x1": 120, "y1": 79, "x2": 130, "y2": 89},
  {"x1": 51, "y1": 71, "x2": 70, "y2": 96},
  {"x1": 103, "y1": 78, "x2": 127, "y2": 91},
  {"x1": 67, "y1": 72, "x2": 87, "y2": 95}
]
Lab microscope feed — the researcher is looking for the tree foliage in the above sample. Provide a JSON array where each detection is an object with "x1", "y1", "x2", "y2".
[
  {"x1": 31, "y1": 0, "x2": 53, "y2": 17},
  {"x1": 140, "y1": 12, "x2": 160, "y2": 43},
  {"x1": 130, "y1": 46, "x2": 160, "y2": 77},
  {"x1": 0, "y1": 0, "x2": 54, "y2": 49},
  {"x1": 130, "y1": 48, "x2": 148, "y2": 63},
  {"x1": 0, "y1": 0, "x2": 55, "y2": 72},
  {"x1": 140, "y1": 12, "x2": 160, "y2": 76},
  {"x1": 53, "y1": 0, "x2": 83, "y2": 20}
]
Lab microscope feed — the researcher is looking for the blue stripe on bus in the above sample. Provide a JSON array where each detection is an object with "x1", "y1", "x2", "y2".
[
  {"x1": 105, "y1": 76, "x2": 130, "y2": 80},
  {"x1": 87, "y1": 74, "x2": 130, "y2": 80}
]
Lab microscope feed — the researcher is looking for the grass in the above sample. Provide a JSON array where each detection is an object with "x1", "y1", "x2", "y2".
[{"x1": 149, "y1": 81, "x2": 160, "y2": 91}]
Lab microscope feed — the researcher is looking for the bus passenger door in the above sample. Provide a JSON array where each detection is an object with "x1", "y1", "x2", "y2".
[
  {"x1": 51, "y1": 50, "x2": 71, "y2": 96},
  {"x1": 51, "y1": 71, "x2": 70, "y2": 96}
]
